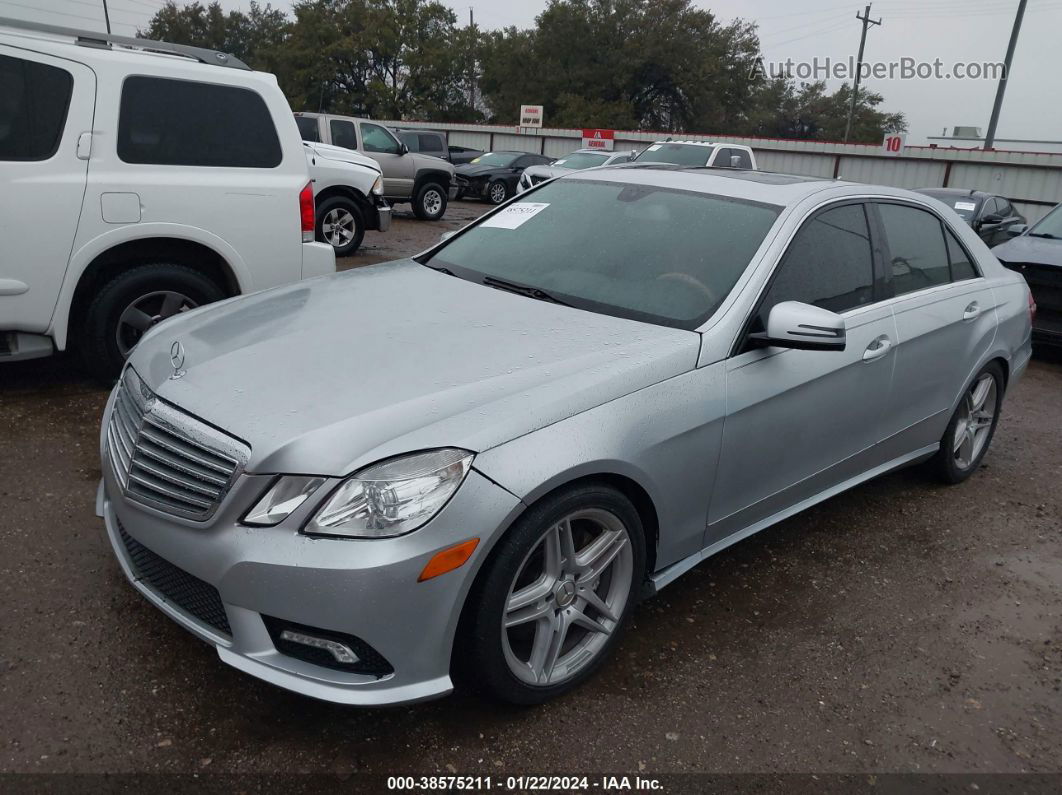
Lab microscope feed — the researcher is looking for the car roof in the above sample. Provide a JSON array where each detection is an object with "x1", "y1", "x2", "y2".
[
  {"x1": 561, "y1": 165, "x2": 935, "y2": 208},
  {"x1": 917, "y1": 187, "x2": 989, "y2": 199}
]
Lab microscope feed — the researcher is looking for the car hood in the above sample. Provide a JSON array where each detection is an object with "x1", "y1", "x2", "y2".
[
  {"x1": 992, "y1": 234, "x2": 1062, "y2": 267},
  {"x1": 129, "y1": 261, "x2": 699, "y2": 476},
  {"x1": 455, "y1": 163, "x2": 507, "y2": 179},
  {"x1": 305, "y1": 142, "x2": 380, "y2": 173},
  {"x1": 523, "y1": 165, "x2": 574, "y2": 180}
]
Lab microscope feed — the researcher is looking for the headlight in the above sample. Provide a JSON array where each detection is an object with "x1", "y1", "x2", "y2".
[
  {"x1": 244, "y1": 476, "x2": 326, "y2": 526},
  {"x1": 371, "y1": 175, "x2": 384, "y2": 196},
  {"x1": 305, "y1": 449, "x2": 473, "y2": 538}
]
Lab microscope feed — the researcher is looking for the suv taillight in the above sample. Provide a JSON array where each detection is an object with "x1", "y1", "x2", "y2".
[
  {"x1": 1028, "y1": 288, "x2": 1037, "y2": 322},
  {"x1": 299, "y1": 181, "x2": 315, "y2": 243}
]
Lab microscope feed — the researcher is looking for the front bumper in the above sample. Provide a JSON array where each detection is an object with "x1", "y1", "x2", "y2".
[
  {"x1": 373, "y1": 198, "x2": 392, "y2": 233},
  {"x1": 98, "y1": 448, "x2": 521, "y2": 705}
]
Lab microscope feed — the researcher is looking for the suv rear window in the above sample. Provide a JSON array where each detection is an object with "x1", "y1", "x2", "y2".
[
  {"x1": 118, "y1": 76, "x2": 282, "y2": 168},
  {"x1": 0, "y1": 54, "x2": 73, "y2": 161}
]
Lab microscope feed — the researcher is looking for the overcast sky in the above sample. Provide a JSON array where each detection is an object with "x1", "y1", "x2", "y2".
[{"x1": 8, "y1": 0, "x2": 1061, "y2": 144}]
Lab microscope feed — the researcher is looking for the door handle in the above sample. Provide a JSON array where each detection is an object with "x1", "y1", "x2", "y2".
[
  {"x1": 863, "y1": 335, "x2": 892, "y2": 362},
  {"x1": 963, "y1": 301, "x2": 981, "y2": 321},
  {"x1": 76, "y1": 131, "x2": 92, "y2": 160}
]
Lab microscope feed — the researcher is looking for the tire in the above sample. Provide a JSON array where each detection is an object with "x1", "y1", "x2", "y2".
[
  {"x1": 79, "y1": 263, "x2": 225, "y2": 383},
  {"x1": 487, "y1": 180, "x2": 510, "y2": 205},
  {"x1": 315, "y1": 196, "x2": 365, "y2": 256},
  {"x1": 457, "y1": 483, "x2": 646, "y2": 705},
  {"x1": 413, "y1": 182, "x2": 448, "y2": 221},
  {"x1": 928, "y1": 361, "x2": 1005, "y2": 484}
]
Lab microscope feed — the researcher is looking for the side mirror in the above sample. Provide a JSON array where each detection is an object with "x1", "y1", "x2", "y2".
[
  {"x1": 398, "y1": 142, "x2": 409, "y2": 155},
  {"x1": 980, "y1": 213, "x2": 1003, "y2": 226},
  {"x1": 1007, "y1": 223, "x2": 1028, "y2": 237},
  {"x1": 752, "y1": 301, "x2": 846, "y2": 351}
]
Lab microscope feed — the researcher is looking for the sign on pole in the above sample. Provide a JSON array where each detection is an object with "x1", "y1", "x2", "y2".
[
  {"x1": 881, "y1": 133, "x2": 907, "y2": 155},
  {"x1": 581, "y1": 129, "x2": 615, "y2": 151},
  {"x1": 519, "y1": 104, "x2": 544, "y2": 128}
]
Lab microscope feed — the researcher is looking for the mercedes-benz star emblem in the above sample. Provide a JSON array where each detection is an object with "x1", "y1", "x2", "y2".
[{"x1": 169, "y1": 340, "x2": 187, "y2": 380}]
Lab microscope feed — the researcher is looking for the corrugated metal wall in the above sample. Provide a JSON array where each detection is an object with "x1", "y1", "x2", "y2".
[{"x1": 388, "y1": 120, "x2": 1062, "y2": 223}]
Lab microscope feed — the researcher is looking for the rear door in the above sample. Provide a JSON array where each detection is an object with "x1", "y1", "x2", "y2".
[
  {"x1": 709, "y1": 202, "x2": 897, "y2": 544},
  {"x1": 0, "y1": 48, "x2": 95, "y2": 333},
  {"x1": 871, "y1": 201, "x2": 997, "y2": 460}
]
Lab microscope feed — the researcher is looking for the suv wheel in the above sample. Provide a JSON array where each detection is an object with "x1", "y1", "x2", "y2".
[
  {"x1": 414, "y1": 182, "x2": 448, "y2": 221},
  {"x1": 80, "y1": 263, "x2": 225, "y2": 382},
  {"x1": 457, "y1": 484, "x2": 645, "y2": 704},
  {"x1": 316, "y1": 197, "x2": 365, "y2": 256},
  {"x1": 488, "y1": 180, "x2": 509, "y2": 205}
]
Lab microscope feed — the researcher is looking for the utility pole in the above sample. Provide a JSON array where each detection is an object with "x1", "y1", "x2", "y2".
[
  {"x1": 983, "y1": 0, "x2": 1027, "y2": 150},
  {"x1": 468, "y1": 7, "x2": 476, "y2": 112},
  {"x1": 102, "y1": 0, "x2": 112, "y2": 34},
  {"x1": 843, "y1": 4, "x2": 881, "y2": 143}
]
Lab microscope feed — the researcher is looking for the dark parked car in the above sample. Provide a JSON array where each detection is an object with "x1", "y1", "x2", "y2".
[
  {"x1": 992, "y1": 202, "x2": 1062, "y2": 347},
  {"x1": 917, "y1": 188, "x2": 1026, "y2": 247},
  {"x1": 448, "y1": 144, "x2": 484, "y2": 165},
  {"x1": 392, "y1": 129, "x2": 484, "y2": 166},
  {"x1": 455, "y1": 151, "x2": 554, "y2": 204}
]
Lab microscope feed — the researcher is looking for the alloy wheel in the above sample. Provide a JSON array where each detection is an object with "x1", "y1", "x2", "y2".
[
  {"x1": 322, "y1": 207, "x2": 357, "y2": 248},
  {"x1": 490, "y1": 182, "x2": 507, "y2": 204},
  {"x1": 116, "y1": 290, "x2": 197, "y2": 357},
  {"x1": 422, "y1": 188, "x2": 444, "y2": 217},
  {"x1": 501, "y1": 508, "x2": 633, "y2": 686},
  {"x1": 953, "y1": 373, "x2": 997, "y2": 470}
]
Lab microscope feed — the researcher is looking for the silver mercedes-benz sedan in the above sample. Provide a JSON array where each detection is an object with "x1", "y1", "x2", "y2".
[{"x1": 97, "y1": 167, "x2": 1033, "y2": 707}]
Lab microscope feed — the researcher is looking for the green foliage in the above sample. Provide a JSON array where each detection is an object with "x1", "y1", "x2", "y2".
[{"x1": 141, "y1": 0, "x2": 906, "y2": 142}]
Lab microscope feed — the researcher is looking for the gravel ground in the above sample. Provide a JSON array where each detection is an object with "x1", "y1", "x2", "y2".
[{"x1": 1, "y1": 202, "x2": 1060, "y2": 781}]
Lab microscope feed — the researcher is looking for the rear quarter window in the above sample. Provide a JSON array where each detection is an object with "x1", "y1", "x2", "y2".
[
  {"x1": 118, "y1": 76, "x2": 282, "y2": 167},
  {"x1": 0, "y1": 54, "x2": 73, "y2": 161}
]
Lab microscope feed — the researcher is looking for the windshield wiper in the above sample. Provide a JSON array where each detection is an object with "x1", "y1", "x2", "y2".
[
  {"x1": 422, "y1": 263, "x2": 455, "y2": 275},
  {"x1": 482, "y1": 276, "x2": 573, "y2": 307},
  {"x1": 1028, "y1": 232, "x2": 1059, "y2": 240}
]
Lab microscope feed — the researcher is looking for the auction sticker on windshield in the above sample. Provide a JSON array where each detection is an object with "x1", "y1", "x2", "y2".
[
  {"x1": 955, "y1": 201, "x2": 978, "y2": 212},
  {"x1": 480, "y1": 202, "x2": 550, "y2": 230}
]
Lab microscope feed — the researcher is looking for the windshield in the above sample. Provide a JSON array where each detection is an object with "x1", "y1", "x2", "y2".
[
  {"x1": 553, "y1": 152, "x2": 610, "y2": 170},
  {"x1": 635, "y1": 143, "x2": 715, "y2": 167},
  {"x1": 423, "y1": 179, "x2": 781, "y2": 329},
  {"x1": 1030, "y1": 204, "x2": 1062, "y2": 237},
  {"x1": 294, "y1": 115, "x2": 319, "y2": 143},
  {"x1": 922, "y1": 191, "x2": 980, "y2": 222},
  {"x1": 469, "y1": 152, "x2": 519, "y2": 167}
]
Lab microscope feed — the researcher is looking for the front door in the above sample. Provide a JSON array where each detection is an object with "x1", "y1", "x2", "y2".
[
  {"x1": 708, "y1": 202, "x2": 897, "y2": 546},
  {"x1": 360, "y1": 122, "x2": 415, "y2": 198},
  {"x1": 0, "y1": 48, "x2": 95, "y2": 333}
]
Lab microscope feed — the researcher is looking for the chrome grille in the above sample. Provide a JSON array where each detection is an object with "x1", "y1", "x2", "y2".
[{"x1": 107, "y1": 368, "x2": 249, "y2": 521}]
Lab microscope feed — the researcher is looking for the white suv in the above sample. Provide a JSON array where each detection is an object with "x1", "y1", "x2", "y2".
[
  {"x1": 633, "y1": 140, "x2": 758, "y2": 170},
  {"x1": 0, "y1": 19, "x2": 335, "y2": 379}
]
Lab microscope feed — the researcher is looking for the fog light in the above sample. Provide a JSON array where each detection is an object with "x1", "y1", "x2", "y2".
[{"x1": 278, "y1": 629, "x2": 360, "y2": 664}]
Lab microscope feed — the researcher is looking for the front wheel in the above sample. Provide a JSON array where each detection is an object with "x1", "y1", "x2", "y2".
[
  {"x1": 458, "y1": 484, "x2": 645, "y2": 705},
  {"x1": 414, "y1": 182, "x2": 448, "y2": 220},
  {"x1": 487, "y1": 180, "x2": 510, "y2": 205},
  {"x1": 316, "y1": 196, "x2": 365, "y2": 256},
  {"x1": 929, "y1": 361, "x2": 1004, "y2": 484}
]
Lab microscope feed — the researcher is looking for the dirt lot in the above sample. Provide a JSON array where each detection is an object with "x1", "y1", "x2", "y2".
[{"x1": 1, "y1": 203, "x2": 1060, "y2": 782}]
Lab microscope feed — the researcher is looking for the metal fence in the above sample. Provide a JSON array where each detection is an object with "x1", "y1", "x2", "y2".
[{"x1": 383, "y1": 119, "x2": 1062, "y2": 224}]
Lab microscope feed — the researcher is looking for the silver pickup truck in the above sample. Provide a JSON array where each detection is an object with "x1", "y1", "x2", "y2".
[{"x1": 295, "y1": 112, "x2": 458, "y2": 221}]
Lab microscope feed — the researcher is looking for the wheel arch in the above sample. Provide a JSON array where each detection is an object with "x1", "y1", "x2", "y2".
[
  {"x1": 413, "y1": 168, "x2": 452, "y2": 194},
  {"x1": 63, "y1": 237, "x2": 240, "y2": 352},
  {"x1": 314, "y1": 185, "x2": 372, "y2": 214}
]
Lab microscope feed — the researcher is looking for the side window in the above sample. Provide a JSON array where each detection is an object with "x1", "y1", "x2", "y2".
[
  {"x1": 118, "y1": 77, "x2": 281, "y2": 167},
  {"x1": 877, "y1": 203, "x2": 951, "y2": 296},
  {"x1": 360, "y1": 123, "x2": 400, "y2": 154},
  {"x1": 980, "y1": 197, "x2": 1001, "y2": 218},
  {"x1": 419, "y1": 134, "x2": 445, "y2": 155},
  {"x1": 714, "y1": 148, "x2": 735, "y2": 167},
  {"x1": 609, "y1": 154, "x2": 631, "y2": 164},
  {"x1": 294, "y1": 115, "x2": 320, "y2": 142},
  {"x1": 944, "y1": 227, "x2": 978, "y2": 281},
  {"x1": 755, "y1": 203, "x2": 875, "y2": 330},
  {"x1": 996, "y1": 198, "x2": 1015, "y2": 218},
  {"x1": 330, "y1": 120, "x2": 358, "y2": 150},
  {"x1": 0, "y1": 54, "x2": 74, "y2": 161},
  {"x1": 511, "y1": 156, "x2": 532, "y2": 168},
  {"x1": 733, "y1": 150, "x2": 753, "y2": 169}
]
